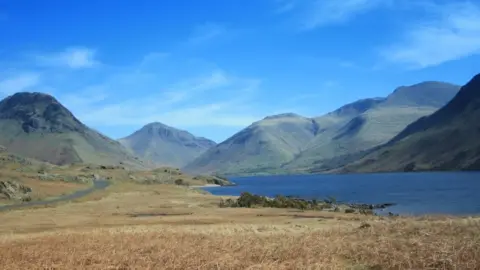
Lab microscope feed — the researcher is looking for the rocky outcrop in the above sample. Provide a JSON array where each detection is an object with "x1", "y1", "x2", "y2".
[{"x1": 0, "y1": 180, "x2": 32, "y2": 201}]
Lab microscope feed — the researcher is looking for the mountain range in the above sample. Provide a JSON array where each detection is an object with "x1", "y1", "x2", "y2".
[
  {"x1": 0, "y1": 74, "x2": 477, "y2": 177},
  {"x1": 184, "y1": 81, "x2": 460, "y2": 175}
]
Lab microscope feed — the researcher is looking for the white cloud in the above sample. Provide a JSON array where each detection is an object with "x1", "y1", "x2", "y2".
[
  {"x1": 276, "y1": 0, "x2": 390, "y2": 29},
  {"x1": 71, "y1": 80, "x2": 262, "y2": 128},
  {"x1": 162, "y1": 70, "x2": 230, "y2": 104},
  {"x1": 34, "y1": 47, "x2": 99, "y2": 69},
  {"x1": 0, "y1": 73, "x2": 40, "y2": 95},
  {"x1": 56, "y1": 57, "x2": 267, "y2": 129},
  {"x1": 382, "y1": 1, "x2": 480, "y2": 68},
  {"x1": 2, "y1": 46, "x2": 288, "y2": 133}
]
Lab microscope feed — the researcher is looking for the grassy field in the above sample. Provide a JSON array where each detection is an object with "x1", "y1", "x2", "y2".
[
  {"x1": 1, "y1": 179, "x2": 479, "y2": 269},
  {"x1": 0, "y1": 149, "x2": 232, "y2": 206}
]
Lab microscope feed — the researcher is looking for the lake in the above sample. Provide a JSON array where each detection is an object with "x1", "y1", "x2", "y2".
[{"x1": 202, "y1": 172, "x2": 480, "y2": 216}]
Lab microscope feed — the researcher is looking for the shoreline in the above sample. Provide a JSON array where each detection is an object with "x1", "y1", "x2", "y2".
[{"x1": 189, "y1": 184, "x2": 221, "y2": 188}]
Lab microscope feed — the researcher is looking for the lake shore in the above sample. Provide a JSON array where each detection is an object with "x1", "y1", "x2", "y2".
[
  {"x1": 204, "y1": 173, "x2": 480, "y2": 216},
  {"x1": 188, "y1": 183, "x2": 221, "y2": 188}
]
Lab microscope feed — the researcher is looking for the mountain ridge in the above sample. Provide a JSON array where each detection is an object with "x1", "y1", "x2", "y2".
[
  {"x1": 339, "y1": 73, "x2": 480, "y2": 173},
  {"x1": 184, "y1": 81, "x2": 460, "y2": 175}
]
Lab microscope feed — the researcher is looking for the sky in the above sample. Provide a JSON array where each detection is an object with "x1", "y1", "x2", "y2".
[{"x1": 0, "y1": 0, "x2": 480, "y2": 142}]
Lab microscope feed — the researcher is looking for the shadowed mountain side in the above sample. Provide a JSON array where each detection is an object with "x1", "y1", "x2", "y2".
[
  {"x1": 119, "y1": 122, "x2": 216, "y2": 168},
  {"x1": 340, "y1": 74, "x2": 480, "y2": 173},
  {"x1": 0, "y1": 92, "x2": 146, "y2": 168},
  {"x1": 284, "y1": 82, "x2": 460, "y2": 172}
]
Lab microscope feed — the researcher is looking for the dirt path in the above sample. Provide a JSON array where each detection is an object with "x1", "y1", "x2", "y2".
[{"x1": 0, "y1": 180, "x2": 110, "y2": 211}]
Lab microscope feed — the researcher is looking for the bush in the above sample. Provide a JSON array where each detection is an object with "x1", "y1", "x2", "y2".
[
  {"x1": 220, "y1": 192, "x2": 329, "y2": 211},
  {"x1": 174, "y1": 179, "x2": 188, "y2": 186},
  {"x1": 344, "y1": 208, "x2": 355, "y2": 214},
  {"x1": 38, "y1": 163, "x2": 49, "y2": 174}
]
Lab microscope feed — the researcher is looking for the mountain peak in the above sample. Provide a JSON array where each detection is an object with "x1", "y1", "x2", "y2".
[
  {"x1": 263, "y1": 113, "x2": 302, "y2": 120},
  {"x1": 329, "y1": 97, "x2": 385, "y2": 117},
  {"x1": 144, "y1": 122, "x2": 170, "y2": 128},
  {"x1": 0, "y1": 92, "x2": 145, "y2": 167},
  {"x1": 383, "y1": 81, "x2": 460, "y2": 107},
  {"x1": 0, "y1": 92, "x2": 84, "y2": 133},
  {"x1": 2, "y1": 92, "x2": 58, "y2": 106},
  {"x1": 119, "y1": 122, "x2": 216, "y2": 167}
]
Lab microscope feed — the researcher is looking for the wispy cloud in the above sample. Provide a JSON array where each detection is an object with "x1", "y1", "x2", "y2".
[
  {"x1": 162, "y1": 70, "x2": 230, "y2": 104},
  {"x1": 52, "y1": 54, "x2": 269, "y2": 130},
  {"x1": 381, "y1": 1, "x2": 480, "y2": 69},
  {"x1": 66, "y1": 73, "x2": 262, "y2": 129},
  {"x1": 34, "y1": 47, "x2": 99, "y2": 69},
  {"x1": 274, "y1": 0, "x2": 297, "y2": 14},
  {"x1": 186, "y1": 23, "x2": 227, "y2": 45},
  {"x1": 276, "y1": 0, "x2": 390, "y2": 30},
  {"x1": 0, "y1": 73, "x2": 40, "y2": 95}
]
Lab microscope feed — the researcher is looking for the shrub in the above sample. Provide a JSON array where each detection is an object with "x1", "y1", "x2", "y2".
[
  {"x1": 222, "y1": 193, "x2": 331, "y2": 211},
  {"x1": 344, "y1": 208, "x2": 355, "y2": 214}
]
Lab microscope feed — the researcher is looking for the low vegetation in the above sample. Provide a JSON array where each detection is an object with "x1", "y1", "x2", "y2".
[
  {"x1": 219, "y1": 192, "x2": 379, "y2": 215},
  {"x1": 0, "y1": 148, "x2": 478, "y2": 269},
  {"x1": 0, "y1": 184, "x2": 479, "y2": 269},
  {"x1": 0, "y1": 149, "x2": 233, "y2": 206},
  {"x1": 220, "y1": 192, "x2": 328, "y2": 210}
]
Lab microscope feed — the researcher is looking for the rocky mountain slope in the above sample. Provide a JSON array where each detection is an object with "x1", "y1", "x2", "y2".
[
  {"x1": 0, "y1": 92, "x2": 146, "y2": 168},
  {"x1": 286, "y1": 82, "x2": 460, "y2": 171},
  {"x1": 182, "y1": 113, "x2": 318, "y2": 175},
  {"x1": 119, "y1": 122, "x2": 216, "y2": 168},
  {"x1": 184, "y1": 81, "x2": 459, "y2": 175},
  {"x1": 340, "y1": 73, "x2": 480, "y2": 173}
]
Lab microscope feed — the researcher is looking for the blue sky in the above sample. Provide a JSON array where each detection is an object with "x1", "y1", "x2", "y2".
[{"x1": 0, "y1": 0, "x2": 479, "y2": 142}]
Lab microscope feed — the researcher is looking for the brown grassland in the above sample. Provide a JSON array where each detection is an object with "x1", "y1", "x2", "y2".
[{"x1": 0, "y1": 157, "x2": 479, "y2": 269}]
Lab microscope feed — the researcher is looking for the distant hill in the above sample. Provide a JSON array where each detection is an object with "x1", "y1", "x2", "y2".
[
  {"x1": 119, "y1": 122, "x2": 216, "y2": 168},
  {"x1": 182, "y1": 113, "x2": 318, "y2": 175},
  {"x1": 285, "y1": 81, "x2": 460, "y2": 172},
  {"x1": 339, "y1": 74, "x2": 480, "y2": 173},
  {"x1": 184, "y1": 81, "x2": 460, "y2": 175},
  {"x1": 0, "y1": 92, "x2": 146, "y2": 168}
]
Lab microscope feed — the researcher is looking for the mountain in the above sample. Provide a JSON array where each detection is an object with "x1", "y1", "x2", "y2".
[
  {"x1": 0, "y1": 92, "x2": 146, "y2": 168},
  {"x1": 184, "y1": 81, "x2": 460, "y2": 176},
  {"x1": 284, "y1": 81, "x2": 460, "y2": 172},
  {"x1": 182, "y1": 113, "x2": 318, "y2": 175},
  {"x1": 118, "y1": 122, "x2": 216, "y2": 168},
  {"x1": 340, "y1": 74, "x2": 480, "y2": 173}
]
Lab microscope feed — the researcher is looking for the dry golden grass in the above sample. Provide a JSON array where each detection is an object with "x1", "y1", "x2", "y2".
[
  {"x1": 0, "y1": 218, "x2": 479, "y2": 269},
  {"x1": 0, "y1": 170, "x2": 85, "y2": 203},
  {"x1": 1, "y1": 179, "x2": 479, "y2": 269}
]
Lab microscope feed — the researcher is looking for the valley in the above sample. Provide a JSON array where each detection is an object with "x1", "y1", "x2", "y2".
[
  {"x1": 0, "y1": 76, "x2": 478, "y2": 268},
  {"x1": 0, "y1": 77, "x2": 480, "y2": 269},
  {"x1": 3, "y1": 1, "x2": 480, "y2": 268}
]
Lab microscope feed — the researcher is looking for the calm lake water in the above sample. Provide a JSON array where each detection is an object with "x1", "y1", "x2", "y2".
[{"x1": 202, "y1": 172, "x2": 480, "y2": 216}]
